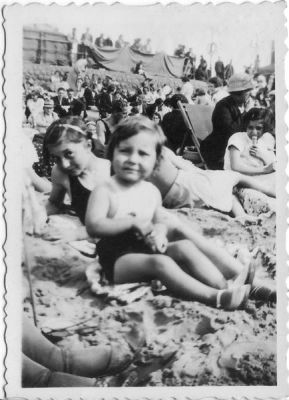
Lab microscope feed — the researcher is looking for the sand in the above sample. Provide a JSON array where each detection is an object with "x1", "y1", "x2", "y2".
[{"x1": 22, "y1": 208, "x2": 276, "y2": 386}]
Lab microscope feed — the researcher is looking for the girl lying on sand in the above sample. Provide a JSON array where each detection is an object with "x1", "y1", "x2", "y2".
[
  {"x1": 85, "y1": 116, "x2": 255, "y2": 310},
  {"x1": 43, "y1": 116, "x2": 111, "y2": 241}
]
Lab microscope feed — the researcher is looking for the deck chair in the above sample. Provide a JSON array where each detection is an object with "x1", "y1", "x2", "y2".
[{"x1": 177, "y1": 101, "x2": 214, "y2": 169}]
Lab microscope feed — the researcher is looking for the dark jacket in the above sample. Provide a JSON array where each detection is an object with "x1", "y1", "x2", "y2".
[
  {"x1": 83, "y1": 87, "x2": 95, "y2": 109},
  {"x1": 200, "y1": 95, "x2": 244, "y2": 169},
  {"x1": 162, "y1": 110, "x2": 192, "y2": 153},
  {"x1": 67, "y1": 98, "x2": 85, "y2": 116},
  {"x1": 99, "y1": 92, "x2": 113, "y2": 115},
  {"x1": 52, "y1": 96, "x2": 70, "y2": 118}
]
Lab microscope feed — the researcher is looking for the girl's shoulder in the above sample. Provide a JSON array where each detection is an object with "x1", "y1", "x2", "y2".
[
  {"x1": 93, "y1": 156, "x2": 111, "y2": 173},
  {"x1": 227, "y1": 131, "x2": 248, "y2": 148},
  {"x1": 94, "y1": 156, "x2": 111, "y2": 166},
  {"x1": 262, "y1": 132, "x2": 275, "y2": 146}
]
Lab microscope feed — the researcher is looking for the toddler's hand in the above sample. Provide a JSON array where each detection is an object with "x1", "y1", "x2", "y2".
[
  {"x1": 131, "y1": 219, "x2": 154, "y2": 239},
  {"x1": 144, "y1": 231, "x2": 168, "y2": 253}
]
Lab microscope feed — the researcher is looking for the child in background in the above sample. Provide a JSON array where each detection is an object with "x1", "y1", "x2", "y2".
[
  {"x1": 43, "y1": 116, "x2": 110, "y2": 241},
  {"x1": 224, "y1": 107, "x2": 276, "y2": 215},
  {"x1": 86, "y1": 116, "x2": 253, "y2": 310},
  {"x1": 224, "y1": 107, "x2": 275, "y2": 178}
]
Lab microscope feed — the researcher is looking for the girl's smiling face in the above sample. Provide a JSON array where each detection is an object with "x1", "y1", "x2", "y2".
[
  {"x1": 112, "y1": 130, "x2": 157, "y2": 185},
  {"x1": 246, "y1": 119, "x2": 264, "y2": 140},
  {"x1": 48, "y1": 138, "x2": 92, "y2": 176}
]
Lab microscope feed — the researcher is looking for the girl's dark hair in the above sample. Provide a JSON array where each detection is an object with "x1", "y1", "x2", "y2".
[
  {"x1": 106, "y1": 115, "x2": 165, "y2": 163},
  {"x1": 243, "y1": 107, "x2": 274, "y2": 132},
  {"x1": 43, "y1": 116, "x2": 93, "y2": 161}
]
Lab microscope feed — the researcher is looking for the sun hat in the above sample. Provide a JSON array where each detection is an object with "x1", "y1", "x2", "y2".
[
  {"x1": 227, "y1": 73, "x2": 253, "y2": 93},
  {"x1": 44, "y1": 99, "x2": 54, "y2": 108}
]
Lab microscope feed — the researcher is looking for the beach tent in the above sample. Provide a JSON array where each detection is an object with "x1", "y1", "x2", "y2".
[{"x1": 86, "y1": 45, "x2": 202, "y2": 81}]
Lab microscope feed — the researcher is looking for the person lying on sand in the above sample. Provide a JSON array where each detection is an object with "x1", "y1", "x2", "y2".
[
  {"x1": 86, "y1": 116, "x2": 255, "y2": 311},
  {"x1": 149, "y1": 138, "x2": 275, "y2": 222},
  {"x1": 43, "y1": 116, "x2": 111, "y2": 241}
]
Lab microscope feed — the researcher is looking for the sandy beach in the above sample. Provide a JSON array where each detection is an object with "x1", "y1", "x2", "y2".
[{"x1": 22, "y1": 206, "x2": 276, "y2": 386}]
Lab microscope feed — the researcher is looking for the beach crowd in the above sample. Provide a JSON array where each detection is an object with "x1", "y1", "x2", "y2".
[{"x1": 21, "y1": 54, "x2": 276, "y2": 387}]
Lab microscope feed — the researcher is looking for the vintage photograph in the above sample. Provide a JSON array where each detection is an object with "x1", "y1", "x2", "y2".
[{"x1": 1, "y1": 1, "x2": 288, "y2": 397}]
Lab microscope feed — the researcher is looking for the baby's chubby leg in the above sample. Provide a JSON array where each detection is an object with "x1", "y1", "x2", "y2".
[
  {"x1": 166, "y1": 240, "x2": 227, "y2": 290},
  {"x1": 158, "y1": 209, "x2": 244, "y2": 279},
  {"x1": 113, "y1": 253, "x2": 217, "y2": 305},
  {"x1": 113, "y1": 253, "x2": 250, "y2": 310}
]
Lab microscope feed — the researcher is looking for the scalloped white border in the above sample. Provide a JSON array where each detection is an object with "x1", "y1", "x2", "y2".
[{"x1": 1, "y1": 0, "x2": 288, "y2": 398}]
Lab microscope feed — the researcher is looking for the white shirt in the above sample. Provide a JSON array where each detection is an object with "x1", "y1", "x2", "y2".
[
  {"x1": 224, "y1": 131, "x2": 275, "y2": 170},
  {"x1": 181, "y1": 81, "x2": 194, "y2": 104}
]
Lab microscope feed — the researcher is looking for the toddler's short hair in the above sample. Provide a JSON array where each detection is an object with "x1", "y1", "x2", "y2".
[{"x1": 106, "y1": 115, "x2": 165, "y2": 162}]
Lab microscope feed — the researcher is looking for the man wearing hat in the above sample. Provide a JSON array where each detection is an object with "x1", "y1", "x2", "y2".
[
  {"x1": 31, "y1": 99, "x2": 58, "y2": 135},
  {"x1": 200, "y1": 73, "x2": 253, "y2": 170}
]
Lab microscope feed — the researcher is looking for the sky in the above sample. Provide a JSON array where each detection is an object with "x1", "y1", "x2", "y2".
[{"x1": 23, "y1": 1, "x2": 284, "y2": 72}]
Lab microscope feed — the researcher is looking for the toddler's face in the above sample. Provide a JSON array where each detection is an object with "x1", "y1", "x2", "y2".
[
  {"x1": 246, "y1": 119, "x2": 264, "y2": 140},
  {"x1": 113, "y1": 130, "x2": 157, "y2": 184}
]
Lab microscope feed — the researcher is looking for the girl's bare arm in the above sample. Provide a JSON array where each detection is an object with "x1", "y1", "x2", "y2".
[
  {"x1": 46, "y1": 166, "x2": 68, "y2": 215},
  {"x1": 95, "y1": 121, "x2": 106, "y2": 145}
]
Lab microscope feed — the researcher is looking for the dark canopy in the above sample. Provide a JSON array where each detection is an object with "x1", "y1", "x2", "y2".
[{"x1": 86, "y1": 45, "x2": 188, "y2": 79}]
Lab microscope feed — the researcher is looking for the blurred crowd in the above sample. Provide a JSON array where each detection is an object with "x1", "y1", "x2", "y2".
[{"x1": 23, "y1": 63, "x2": 275, "y2": 180}]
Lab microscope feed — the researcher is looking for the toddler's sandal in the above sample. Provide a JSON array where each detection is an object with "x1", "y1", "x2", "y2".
[{"x1": 216, "y1": 284, "x2": 251, "y2": 310}]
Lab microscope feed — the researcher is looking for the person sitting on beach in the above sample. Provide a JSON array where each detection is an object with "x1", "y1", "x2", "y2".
[
  {"x1": 95, "y1": 100, "x2": 129, "y2": 146},
  {"x1": 85, "y1": 116, "x2": 253, "y2": 311},
  {"x1": 207, "y1": 76, "x2": 229, "y2": 105},
  {"x1": 44, "y1": 116, "x2": 110, "y2": 240},
  {"x1": 29, "y1": 99, "x2": 59, "y2": 178},
  {"x1": 162, "y1": 94, "x2": 193, "y2": 153},
  {"x1": 200, "y1": 73, "x2": 253, "y2": 170},
  {"x1": 26, "y1": 90, "x2": 44, "y2": 120},
  {"x1": 224, "y1": 107, "x2": 276, "y2": 215},
  {"x1": 29, "y1": 98, "x2": 58, "y2": 135}
]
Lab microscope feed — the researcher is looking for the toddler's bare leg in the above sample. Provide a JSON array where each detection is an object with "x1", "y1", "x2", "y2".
[
  {"x1": 166, "y1": 240, "x2": 227, "y2": 290},
  {"x1": 114, "y1": 253, "x2": 217, "y2": 305},
  {"x1": 166, "y1": 218, "x2": 243, "y2": 279}
]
